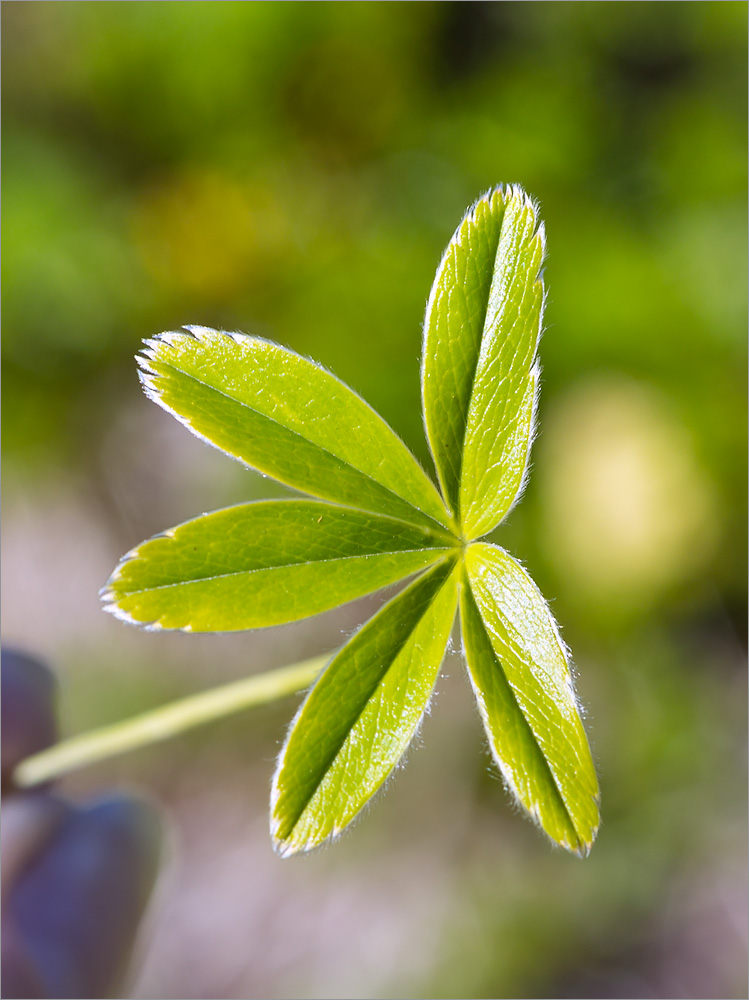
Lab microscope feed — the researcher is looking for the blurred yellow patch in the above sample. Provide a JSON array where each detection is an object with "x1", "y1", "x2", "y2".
[
  {"x1": 131, "y1": 169, "x2": 290, "y2": 299},
  {"x1": 540, "y1": 378, "x2": 719, "y2": 604}
]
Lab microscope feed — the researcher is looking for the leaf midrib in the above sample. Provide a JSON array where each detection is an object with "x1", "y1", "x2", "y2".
[
  {"x1": 452, "y1": 218, "x2": 508, "y2": 530},
  {"x1": 466, "y1": 302, "x2": 540, "y2": 519},
  {"x1": 116, "y1": 547, "x2": 452, "y2": 596},
  {"x1": 455, "y1": 209, "x2": 541, "y2": 533}
]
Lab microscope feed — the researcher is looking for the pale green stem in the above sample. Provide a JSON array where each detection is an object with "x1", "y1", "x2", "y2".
[{"x1": 13, "y1": 655, "x2": 327, "y2": 789}]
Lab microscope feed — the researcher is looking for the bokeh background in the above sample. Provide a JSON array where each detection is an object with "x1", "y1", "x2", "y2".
[{"x1": 3, "y1": 3, "x2": 747, "y2": 998}]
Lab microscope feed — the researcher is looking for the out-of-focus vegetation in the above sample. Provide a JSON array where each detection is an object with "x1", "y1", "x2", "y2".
[{"x1": 2, "y1": 3, "x2": 746, "y2": 999}]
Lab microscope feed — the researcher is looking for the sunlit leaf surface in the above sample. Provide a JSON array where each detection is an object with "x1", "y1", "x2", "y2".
[
  {"x1": 271, "y1": 558, "x2": 458, "y2": 855},
  {"x1": 462, "y1": 542, "x2": 599, "y2": 854},
  {"x1": 139, "y1": 327, "x2": 452, "y2": 531},
  {"x1": 102, "y1": 501, "x2": 452, "y2": 632},
  {"x1": 422, "y1": 185, "x2": 545, "y2": 538},
  {"x1": 422, "y1": 187, "x2": 507, "y2": 515},
  {"x1": 102, "y1": 185, "x2": 599, "y2": 859}
]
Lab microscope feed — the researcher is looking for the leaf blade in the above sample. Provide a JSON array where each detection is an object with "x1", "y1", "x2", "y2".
[
  {"x1": 102, "y1": 500, "x2": 453, "y2": 632},
  {"x1": 421, "y1": 187, "x2": 508, "y2": 516},
  {"x1": 462, "y1": 542, "x2": 599, "y2": 854},
  {"x1": 271, "y1": 557, "x2": 459, "y2": 855},
  {"x1": 458, "y1": 187, "x2": 546, "y2": 538},
  {"x1": 140, "y1": 327, "x2": 453, "y2": 532}
]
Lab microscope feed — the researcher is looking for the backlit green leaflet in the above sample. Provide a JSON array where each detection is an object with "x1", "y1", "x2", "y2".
[{"x1": 103, "y1": 184, "x2": 600, "y2": 857}]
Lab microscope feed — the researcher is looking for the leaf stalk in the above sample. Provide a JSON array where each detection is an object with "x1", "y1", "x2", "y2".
[{"x1": 13, "y1": 656, "x2": 326, "y2": 789}]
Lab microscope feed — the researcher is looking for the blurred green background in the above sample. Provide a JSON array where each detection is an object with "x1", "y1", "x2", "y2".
[{"x1": 2, "y1": 3, "x2": 746, "y2": 998}]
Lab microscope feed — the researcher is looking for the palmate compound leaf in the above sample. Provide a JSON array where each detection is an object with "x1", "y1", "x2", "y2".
[
  {"x1": 101, "y1": 183, "x2": 599, "y2": 859},
  {"x1": 102, "y1": 500, "x2": 454, "y2": 632},
  {"x1": 461, "y1": 542, "x2": 600, "y2": 854},
  {"x1": 271, "y1": 557, "x2": 459, "y2": 856},
  {"x1": 139, "y1": 327, "x2": 453, "y2": 533},
  {"x1": 422, "y1": 185, "x2": 545, "y2": 538}
]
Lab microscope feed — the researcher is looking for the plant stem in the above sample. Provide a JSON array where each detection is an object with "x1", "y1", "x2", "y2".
[{"x1": 13, "y1": 655, "x2": 327, "y2": 789}]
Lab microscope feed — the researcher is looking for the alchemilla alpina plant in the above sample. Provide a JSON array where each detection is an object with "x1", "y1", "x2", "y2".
[{"x1": 101, "y1": 185, "x2": 600, "y2": 857}]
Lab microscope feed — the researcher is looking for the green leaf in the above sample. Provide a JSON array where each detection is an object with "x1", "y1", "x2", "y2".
[
  {"x1": 421, "y1": 186, "x2": 545, "y2": 538},
  {"x1": 461, "y1": 542, "x2": 599, "y2": 855},
  {"x1": 102, "y1": 500, "x2": 453, "y2": 632},
  {"x1": 459, "y1": 189, "x2": 545, "y2": 539},
  {"x1": 140, "y1": 327, "x2": 453, "y2": 532},
  {"x1": 271, "y1": 557, "x2": 459, "y2": 856},
  {"x1": 422, "y1": 187, "x2": 508, "y2": 516},
  {"x1": 92, "y1": 185, "x2": 599, "y2": 862}
]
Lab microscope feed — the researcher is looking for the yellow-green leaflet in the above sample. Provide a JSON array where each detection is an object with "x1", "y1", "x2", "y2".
[
  {"x1": 139, "y1": 327, "x2": 453, "y2": 533},
  {"x1": 271, "y1": 558, "x2": 459, "y2": 855},
  {"x1": 422, "y1": 186, "x2": 545, "y2": 537},
  {"x1": 103, "y1": 501, "x2": 454, "y2": 632},
  {"x1": 462, "y1": 543, "x2": 599, "y2": 854}
]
